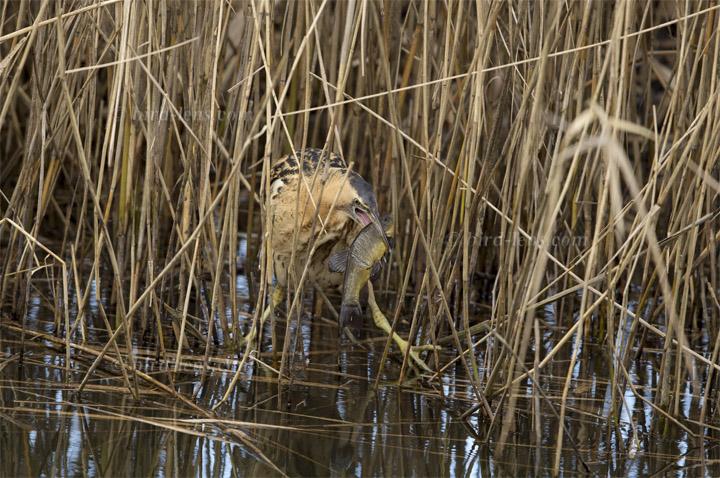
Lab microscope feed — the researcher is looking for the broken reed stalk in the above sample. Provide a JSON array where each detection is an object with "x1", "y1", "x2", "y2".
[{"x1": 1, "y1": 0, "x2": 720, "y2": 453}]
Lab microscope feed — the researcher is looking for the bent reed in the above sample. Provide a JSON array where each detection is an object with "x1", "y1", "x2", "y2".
[{"x1": 1, "y1": 1, "x2": 719, "y2": 467}]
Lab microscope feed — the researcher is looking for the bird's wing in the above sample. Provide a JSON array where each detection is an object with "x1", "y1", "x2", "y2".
[
  {"x1": 297, "y1": 148, "x2": 347, "y2": 172},
  {"x1": 271, "y1": 148, "x2": 347, "y2": 185},
  {"x1": 270, "y1": 156, "x2": 298, "y2": 185}
]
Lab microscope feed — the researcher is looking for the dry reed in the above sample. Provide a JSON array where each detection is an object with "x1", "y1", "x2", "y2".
[{"x1": 2, "y1": 1, "x2": 720, "y2": 472}]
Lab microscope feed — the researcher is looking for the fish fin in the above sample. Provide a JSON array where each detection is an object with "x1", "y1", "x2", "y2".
[
  {"x1": 328, "y1": 249, "x2": 350, "y2": 273},
  {"x1": 339, "y1": 302, "x2": 362, "y2": 328},
  {"x1": 369, "y1": 258, "x2": 385, "y2": 281}
]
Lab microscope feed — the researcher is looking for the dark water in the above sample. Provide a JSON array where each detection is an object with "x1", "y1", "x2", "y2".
[
  {"x1": 2, "y1": 320, "x2": 718, "y2": 476},
  {"x1": 1, "y1": 244, "x2": 719, "y2": 476}
]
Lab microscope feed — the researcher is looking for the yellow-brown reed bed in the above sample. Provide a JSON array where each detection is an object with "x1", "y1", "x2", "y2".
[{"x1": 1, "y1": 1, "x2": 720, "y2": 472}]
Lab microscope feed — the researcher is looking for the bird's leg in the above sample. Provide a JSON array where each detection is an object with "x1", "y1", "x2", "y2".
[
  {"x1": 240, "y1": 285, "x2": 285, "y2": 347},
  {"x1": 366, "y1": 283, "x2": 440, "y2": 374}
]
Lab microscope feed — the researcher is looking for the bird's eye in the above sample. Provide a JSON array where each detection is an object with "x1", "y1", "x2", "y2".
[{"x1": 354, "y1": 198, "x2": 361, "y2": 206}]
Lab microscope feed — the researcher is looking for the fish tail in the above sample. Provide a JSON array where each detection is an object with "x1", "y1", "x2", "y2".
[{"x1": 339, "y1": 302, "x2": 362, "y2": 328}]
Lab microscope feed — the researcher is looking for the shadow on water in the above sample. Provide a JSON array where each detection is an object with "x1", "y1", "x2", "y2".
[{"x1": 2, "y1": 257, "x2": 720, "y2": 476}]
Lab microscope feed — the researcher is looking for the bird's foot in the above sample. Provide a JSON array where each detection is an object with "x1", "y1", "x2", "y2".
[{"x1": 367, "y1": 284, "x2": 440, "y2": 374}]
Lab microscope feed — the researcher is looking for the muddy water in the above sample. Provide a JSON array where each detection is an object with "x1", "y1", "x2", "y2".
[{"x1": 1, "y1": 265, "x2": 719, "y2": 475}]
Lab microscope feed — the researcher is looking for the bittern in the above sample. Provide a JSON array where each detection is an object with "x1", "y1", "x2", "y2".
[
  {"x1": 268, "y1": 148, "x2": 384, "y2": 289},
  {"x1": 245, "y1": 148, "x2": 438, "y2": 372}
]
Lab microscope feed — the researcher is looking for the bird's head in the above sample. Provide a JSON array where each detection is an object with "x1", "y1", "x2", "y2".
[{"x1": 341, "y1": 173, "x2": 385, "y2": 240}]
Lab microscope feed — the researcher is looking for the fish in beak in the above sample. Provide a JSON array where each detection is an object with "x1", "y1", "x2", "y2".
[
  {"x1": 352, "y1": 206, "x2": 389, "y2": 247},
  {"x1": 328, "y1": 215, "x2": 395, "y2": 328}
]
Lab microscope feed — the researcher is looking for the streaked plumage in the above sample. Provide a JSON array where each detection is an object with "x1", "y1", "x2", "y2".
[{"x1": 268, "y1": 148, "x2": 382, "y2": 289}]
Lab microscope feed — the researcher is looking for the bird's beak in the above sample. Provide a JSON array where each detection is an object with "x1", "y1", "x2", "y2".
[
  {"x1": 352, "y1": 207, "x2": 388, "y2": 246},
  {"x1": 367, "y1": 209, "x2": 389, "y2": 247}
]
